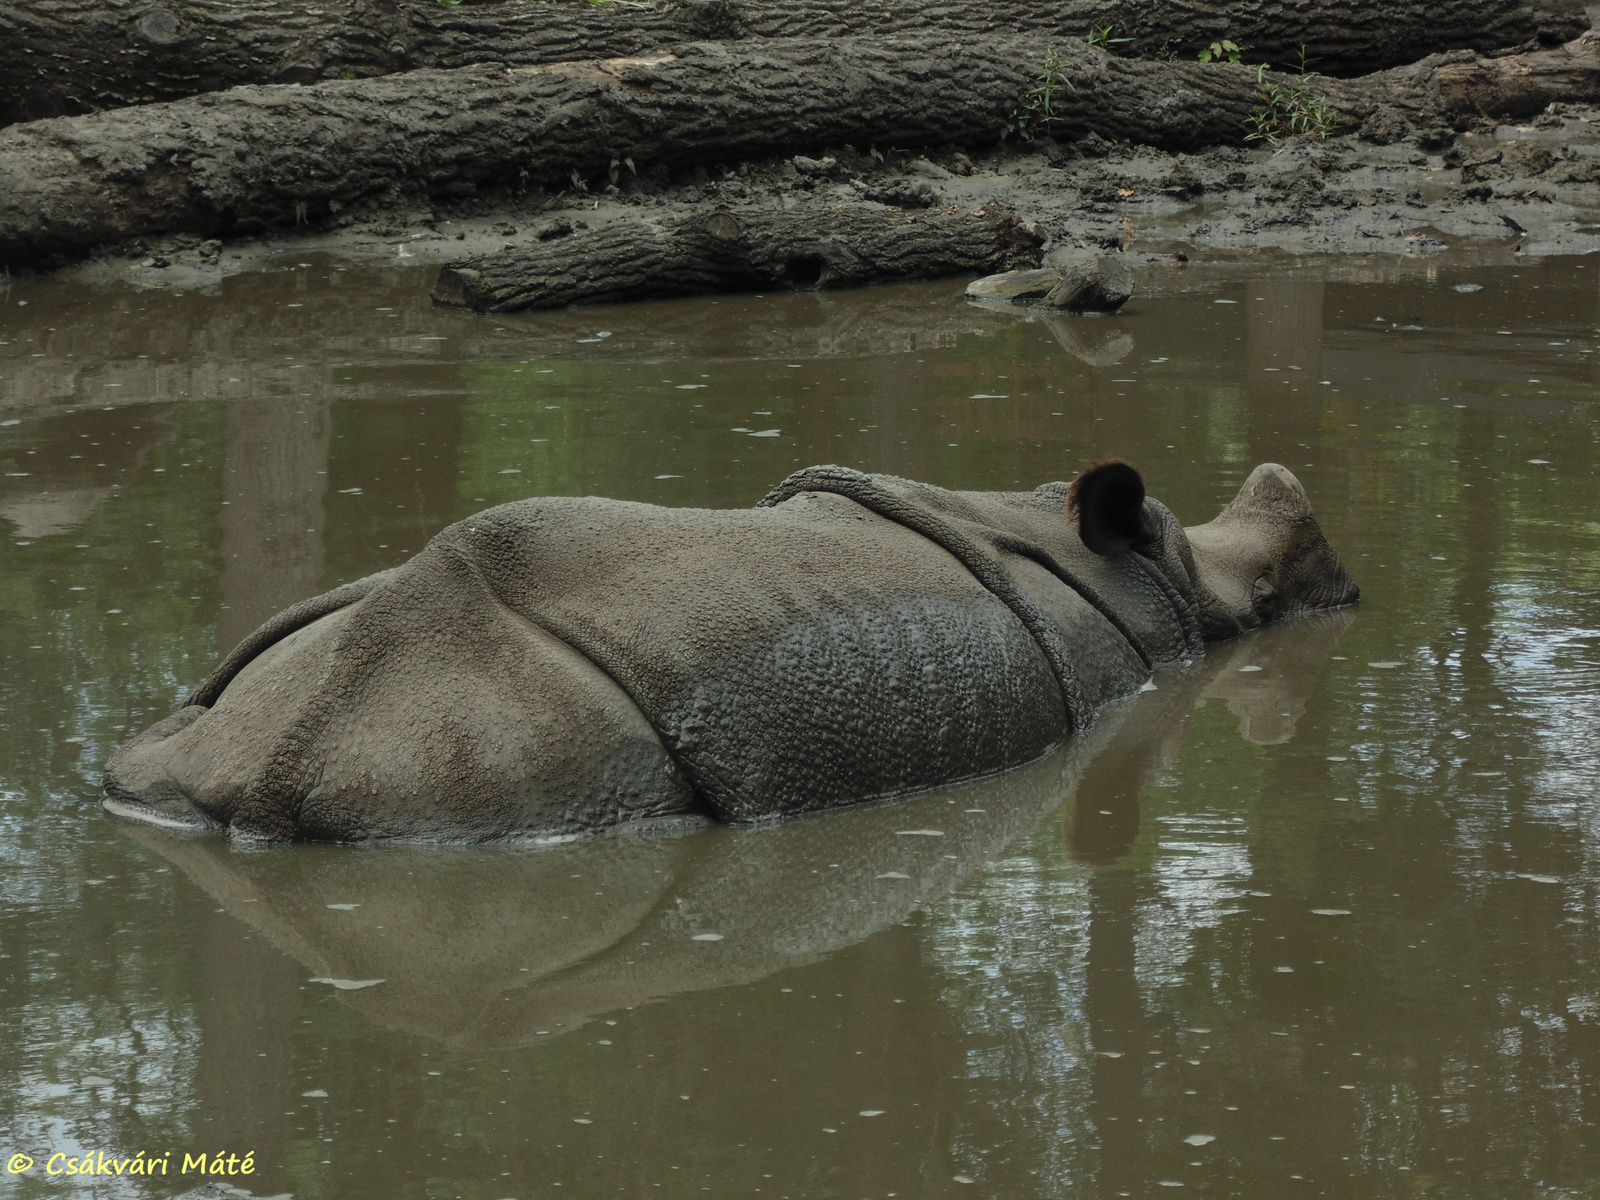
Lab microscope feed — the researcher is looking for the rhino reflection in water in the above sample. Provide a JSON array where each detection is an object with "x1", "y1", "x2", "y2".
[
  {"x1": 131, "y1": 609, "x2": 1353, "y2": 1048},
  {"x1": 104, "y1": 459, "x2": 1357, "y2": 843}
]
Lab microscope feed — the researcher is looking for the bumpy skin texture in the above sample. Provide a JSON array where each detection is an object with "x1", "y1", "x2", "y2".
[{"x1": 102, "y1": 462, "x2": 1356, "y2": 843}]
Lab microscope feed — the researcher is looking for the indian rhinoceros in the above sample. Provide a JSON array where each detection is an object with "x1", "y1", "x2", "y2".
[{"x1": 102, "y1": 459, "x2": 1357, "y2": 844}]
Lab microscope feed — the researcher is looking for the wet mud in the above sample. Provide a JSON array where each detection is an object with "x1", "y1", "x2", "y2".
[{"x1": 39, "y1": 99, "x2": 1600, "y2": 316}]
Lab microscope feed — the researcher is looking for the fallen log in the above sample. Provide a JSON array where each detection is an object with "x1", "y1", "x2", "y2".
[
  {"x1": 1, "y1": 0, "x2": 1586, "y2": 125},
  {"x1": 1321, "y1": 29, "x2": 1600, "y2": 127},
  {"x1": 8, "y1": 31, "x2": 1600, "y2": 269},
  {"x1": 0, "y1": 34, "x2": 1261, "y2": 268},
  {"x1": 429, "y1": 204, "x2": 1045, "y2": 311}
]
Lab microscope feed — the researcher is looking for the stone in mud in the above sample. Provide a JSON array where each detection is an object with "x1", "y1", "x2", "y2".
[
  {"x1": 1163, "y1": 164, "x2": 1206, "y2": 201},
  {"x1": 1044, "y1": 255, "x2": 1134, "y2": 312},
  {"x1": 965, "y1": 267, "x2": 1066, "y2": 302},
  {"x1": 861, "y1": 177, "x2": 937, "y2": 208},
  {"x1": 967, "y1": 256, "x2": 1133, "y2": 313},
  {"x1": 1505, "y1": 141, "x2": 1557, "y2": 176},
  {"x1": 1359, "y1": 106, "x2": 1412, "y2": 145},
  {"x1": 1462, "y1": 142, "x2": 1556, "y2": 182}
]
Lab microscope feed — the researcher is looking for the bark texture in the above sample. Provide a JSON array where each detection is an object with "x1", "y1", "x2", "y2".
[
  {"x1": 1, "y1": 0, "x2": 1587, "y2": 125},
  {"x1": 0, "y1": 34, "x2": 1261, "y2": 267},
  {"x1": 1321, "y1": 29, "x2": 1600, "y2": 126},
  {"x1": 7, "y1": 31, "x2": 1600, "y2": 267},
  {"x1": 430, "y1": 204, "x2": 1046, "y2": 311}
]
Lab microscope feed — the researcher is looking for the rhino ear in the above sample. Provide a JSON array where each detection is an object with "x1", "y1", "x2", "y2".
[{"x1": 1068, "y1": 459, "x2": 1155, "y2": 556}]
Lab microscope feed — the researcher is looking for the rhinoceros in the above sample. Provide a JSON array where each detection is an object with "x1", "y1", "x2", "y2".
[{"x1": 102, "y1": 459, "x2": 1357, "y2": 844}]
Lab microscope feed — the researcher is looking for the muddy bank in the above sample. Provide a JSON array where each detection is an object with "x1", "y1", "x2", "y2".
[
  {"x1": 39, "y1": 96, "x2": 1600, "y2": 312},
  {"x1": 3, "y1": 0, "x2": 1584, "y2": 125},
  {"x1": 10, "y1": 30, "x2": 1600, "y2": 274}
]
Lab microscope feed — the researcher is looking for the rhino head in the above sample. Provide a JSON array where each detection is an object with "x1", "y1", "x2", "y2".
[
  {"x1": 1185, "y1": 462, "x2": 1360, "y2": 637},
  {"x1": 1071, "y1": 459, "x2": 1359, "y2": 640}
]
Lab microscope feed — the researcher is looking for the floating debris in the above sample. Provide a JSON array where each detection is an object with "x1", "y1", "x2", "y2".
[
  {"x1": 690, "y1": 933, "x2": 724, "y2": 942},
  {"x1": 309, "y1": 977, "x2": 384, "y2": 990},
  {"x1": 1311, "y1": 908, "x2": 1352, "y2": 916},
  {"x1": 325, "y1": 903, "x2": 360, "y2": 911},
  {"x1": 895, "y1": 829, "x2": 945, "y2": 837},
  {"x1": 1183, "y1": 1134, "x2": 1216, "y2": 1146},
  {"x1": 302, "y1": 1089, "x2": 329, "y2": 1098}
]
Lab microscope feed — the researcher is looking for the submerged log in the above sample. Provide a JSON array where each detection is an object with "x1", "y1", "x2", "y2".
[
  {"x1": 7, "y1": 31, "x2": 1600, "y2": 268},
  {"x1": 967, "y1": 256, "x2": 1135, "y2": 313},
  {"x1": 0, "y1": 0, "x2": 1586, "y2": 125},
  {"x1": 430, "y1": 204, "x2": 1045, "y2": 311}
]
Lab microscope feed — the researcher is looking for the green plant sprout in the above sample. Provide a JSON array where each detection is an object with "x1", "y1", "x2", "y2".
[
  {"x1": 1086, "y1": 24, "x2": 1133, "y2": 48},
  {"x1": 1243, "y1": 53, "x2": 1342, "y2": 143},
  {"x1": 1198, "y1": 39, "x2": 1243, "y2": 64},
  {"x1": 1004, "y1": 50, "x2": 1074, "y2": 141}
]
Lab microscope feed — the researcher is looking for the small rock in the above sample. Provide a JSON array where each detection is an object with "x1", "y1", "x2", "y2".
[
  {"x1": 1504, "y1": 141, "x2": 1555, "y2": 177},
  {"x1": 950, "y1": 151, "x2": 976, "y2": 175},
  {"x1": 791, "y1": 154, "x2": 837, "y2": 178},
  {"x1": 1460, "y1": 150, "x2": 1504, "y2": 183},
  {"x1": 1359, "y1": 106, "x2": 1411, "y2": 146},
  {"x1": 1044, "y1": 254, "x2": 1134, "y2": 312},
  {"x1": 967, "y1": 267, "x2": 1067, "y2": 302},
  {"x1": 862, "y1": 178, "x2": 935, "y2": 208},
  {"x1": 904, "y1": 157, "x2": 953, "y2": 180},
  {"x1": 1163, "y1": 164, "x2": 1205, "y2": 201},
  {"x1": 1415, "y1": 125, "x2": 1456, "y2": 151},
  {"x1": 967, "y1": 254, "x2": 1133, "y2": 313},
  {"x1": 1071, "y1": 131, "x2": 1114, "y2": 158}
]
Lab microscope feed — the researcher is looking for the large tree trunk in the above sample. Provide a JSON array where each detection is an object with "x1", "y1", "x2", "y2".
[
  {"x1": 0, "y1": 34, "x2": 1244, "y2": 268},
  {"x1": 1, "y1": 0, "x2": 1586, "y2": 125},
  {"x1": 430, "y1": 204, "x2": 1046, "y2": 311},
  {"x1": 1321, "y1": 29, "x2": 1600, "y2": 126},
  {"x1": 7, "y1": 31, "x2": 1600, "y2": 269}
]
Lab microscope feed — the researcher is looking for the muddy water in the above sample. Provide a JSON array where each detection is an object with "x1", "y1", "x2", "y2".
[{"x1": 4, "y1": 251, "x2": 1600, "y2": 1199}]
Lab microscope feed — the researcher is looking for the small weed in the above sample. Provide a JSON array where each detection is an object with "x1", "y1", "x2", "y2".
[
  {"x1": 1244, "y1": 57, "x2": 1342, "y2": 142},
  {"x1": 569, "y1": 168, "x2": 588, "y2": 192},
  {"x1": 338, "y1": 68, "x2": 356, "y2": 81},
  {"x1": 1198, "y1": 39, "x2": 1243, "y2": 64},
  {"x1": 435, "y1": 0, "x2": 462, "y2": 7},
  {"x1": 1086, "y1": 24, "x2": 1133, "y2": 49},
  {"x1": 1004, "y1": 50, "x2": 1074, "y2": 141},
  {"x1": 293, "y1": 200, "x2": 309, "y2": 225}
]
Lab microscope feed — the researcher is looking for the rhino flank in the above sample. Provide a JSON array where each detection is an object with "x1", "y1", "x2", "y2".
[{"x1": 102, "y1": 460, "x2": 1357, "y2": 844}]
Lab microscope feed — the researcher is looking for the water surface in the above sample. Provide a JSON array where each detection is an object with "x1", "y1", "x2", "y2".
[{"x1": 3, "y1": 251, "x2": 1600, "y2": 1199}]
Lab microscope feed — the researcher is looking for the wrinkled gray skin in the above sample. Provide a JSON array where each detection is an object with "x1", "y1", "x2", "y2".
[{"x1": 102, "y1": 461, "x2": 1357, "y2": 844}]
